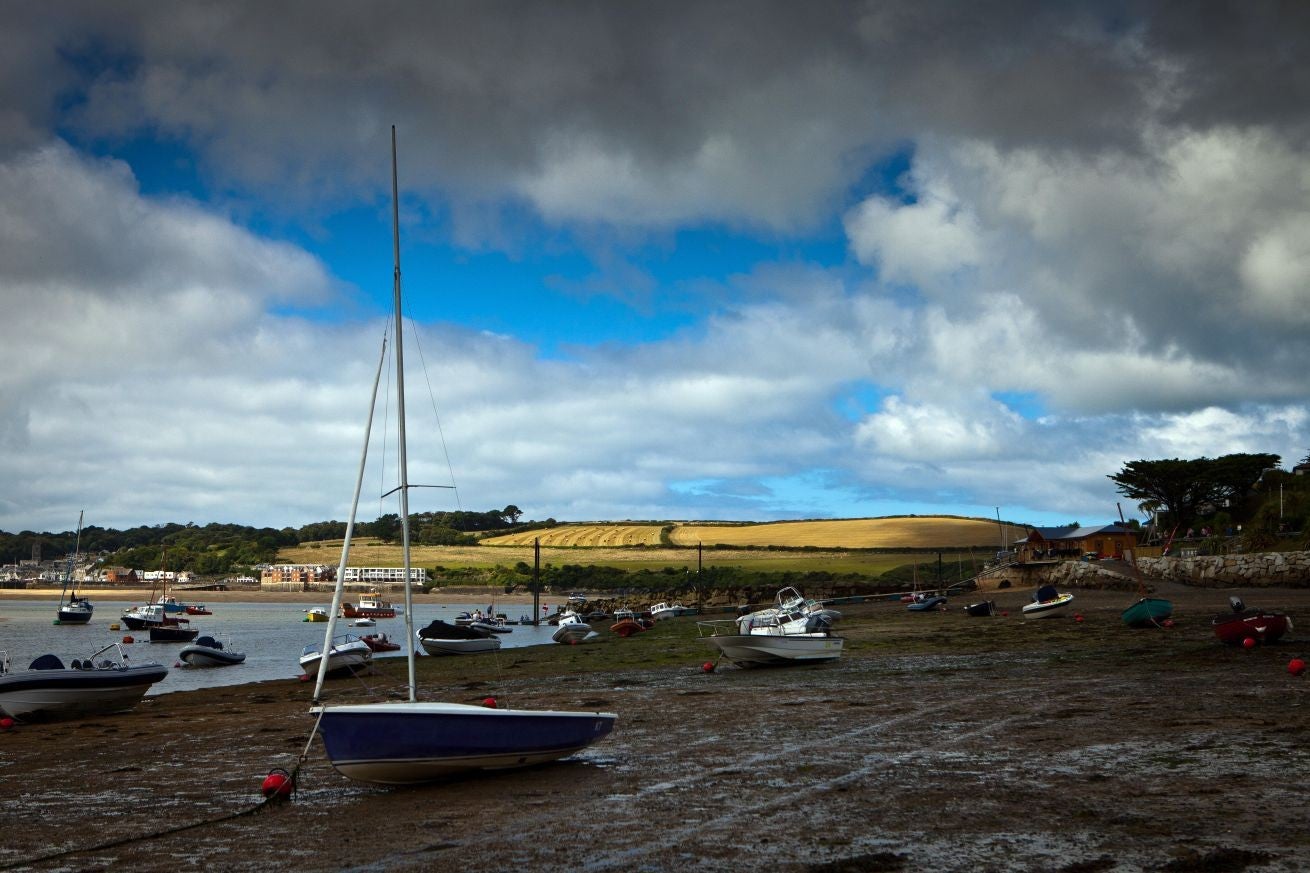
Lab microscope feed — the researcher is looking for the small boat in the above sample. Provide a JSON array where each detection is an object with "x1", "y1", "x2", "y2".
[
  {"x1": 309, "y1": 129, "x2": 615, "y2": 785},
  {"x1": 1122, "y1": 597, "x2": 1173, "y2": 628},
  {"x1": 304, "y1": 607, "x2": 332, "y2": 623},
  {"x1": 698, "y1": 586, "x2": 843, "y2": 668},
  {"x1": 149, "y1": 618, "x2": 199, "y2": 643},
  {"x1": 360, "y1": 633, "x2": 401, "y2": 653},
  {"x1": 965, "y1": 599, "x2": 997, "y2": 617},
  {"x1": 300, "y1": 635, "x2": 373, "y2": 677},
  {"x1": 184, "y1": 603, "x2": 212, "y2": 616},
  {"x1": 1213, "y1": 596, "x2": 1293, "y2": 645},
  {"x1": 155, "y1": 595, "x2": 187, "y2": 614},
  {"x1": 469, "y1": 617, "x2": 512, "y2": 634},
  {"x1": 0, "y1": 644, "x2": 168, "y2": 722},
  {"x1": 179, "y1": 635, "x2": 246, "y2": 667},
  {"x1": 650, "y1": 601, "x2": 688, "y2": 621},
  {"x1": 54, "y1": 512, "x2": 93, "y2": 626},
  {"x1": 341, "y1": 592, "x2": 398, "y2": 619},
  {"x1": 416, "y1": 620, "x2": 502, "y2": 656},
  {"x1": 1022, "y1": 585, "x2": 1074, "y2": 620},
  {"x1": 552, "y1": 612, "x2": 596, "y2": 644},
  {"x1": 351, "y1": 618, "x2": 377, "y2": 628},
  {"x1": 610, "y1": 608, "x2": 646, "y2": 637},
  {"x1": 121, "y1": 603, "x2": 168, "y2": 630},
  {"x1": 907, "y1": 593, "x2": 947, "y2": 612}
]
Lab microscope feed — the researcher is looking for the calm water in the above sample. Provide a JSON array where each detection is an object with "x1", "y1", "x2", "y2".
[{"x1": 0, "y1": 599, "x2": 560, "y2": 696}]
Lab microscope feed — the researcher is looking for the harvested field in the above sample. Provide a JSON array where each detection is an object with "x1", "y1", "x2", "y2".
[
  {"x1": 3, "y1": 582, "x2": 1308, "y2": 872},
  {"x1": 668, "y1": 516, "x2": 1028, "y2": 549},
  {"x1": 480, "y1": 523, "x2": 665, "y2": 547}
]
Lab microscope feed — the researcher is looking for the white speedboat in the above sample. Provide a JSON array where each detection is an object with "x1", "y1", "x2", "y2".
[
  {"x1": 1022, "y1": 585, "x2": 1075, "y2": 620},
  {"x1": 416, "y1": 620, "x2": 502, "y2": 656},
  {"x1": 0, "y1": 644, "x2": 168, "y2": 722},
  {"x1": 649, "y1": 601, "x2": 684, "y2": 621},
  {"x1": 697, "y1": 586, "x2": 844, "y2": 668},
  {"x1": 299, "y1": 635, "x2": 372, "y2": 677},
  {"x1": 551, "y1": 612, "x2": 596, "y2": 644}
]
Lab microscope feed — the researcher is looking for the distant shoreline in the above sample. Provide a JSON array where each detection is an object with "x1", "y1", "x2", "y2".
[{"x1": 0, "y1": 587, "x2": 544, "y2": 606}]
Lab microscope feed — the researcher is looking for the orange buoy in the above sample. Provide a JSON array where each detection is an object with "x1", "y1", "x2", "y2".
[
  {"x1": 1289, "y1": 658, "x2": 1307, "y2": 677},
  {"x1": 122, "y1": 635, "x2": 134, "y2": 644}
]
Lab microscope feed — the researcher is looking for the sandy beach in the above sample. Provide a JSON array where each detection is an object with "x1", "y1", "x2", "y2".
[{"x1": 1, "y1": 581, "x2": 1308, "y2": 872}]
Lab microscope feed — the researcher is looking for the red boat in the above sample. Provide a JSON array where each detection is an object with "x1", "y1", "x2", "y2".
[
  {"x1": 1213, "y1": 596, "x2": 1293, "y2": 645},
  {"x1": 610, "y1": 618, "x2": 645, "y2": 637},
  {"x1": 341, "y1": 593, "x2": 397, "y2": 620},
  {"x1": 360, "y1": 633, "x2": 401, "y2": 653},
  {"x1": 185, "y1": 604, "x2": 212, "y2": 615}
]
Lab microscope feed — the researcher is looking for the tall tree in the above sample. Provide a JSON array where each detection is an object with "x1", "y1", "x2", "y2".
[{"x1": 1108, "y1": 458, "x2": 1212, "y2": 528}]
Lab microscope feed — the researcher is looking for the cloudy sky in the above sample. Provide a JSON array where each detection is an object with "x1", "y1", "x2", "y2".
[{"x1": 2, "y1": 1, "x2": 1308, "y2": 534}]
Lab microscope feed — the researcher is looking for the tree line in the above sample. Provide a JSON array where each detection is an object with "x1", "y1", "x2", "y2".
[{"x1": 0, "y1": 505, "x2": 529, "y2": 574}]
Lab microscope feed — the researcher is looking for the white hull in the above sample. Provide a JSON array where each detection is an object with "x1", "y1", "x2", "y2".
[
  {"x1": 0, "y1": 682, "x2": 153, "y2": 720},
  {"x1": 700, "y1": 633, "x2": 844, "y2": 667},
  {"x1": 1022, "y1": 593, "x2": 1075, "y2": 620},
  {"x1": 179, "y1": 648, "x2": 246, "y2": 667},
  {"x1": 552, "y1": 625, "x2": 595, "y2": 644},
  {"x1": 418, "y1": 636, "x2": 502, "y2": 656},
  {"x1": 300, "y1": 641, "x2": 372, "y2": 675}
]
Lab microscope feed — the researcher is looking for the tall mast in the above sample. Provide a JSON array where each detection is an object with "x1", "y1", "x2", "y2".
[{"x1": 391, "y1": 126, "x2": 418, "y2": 700}]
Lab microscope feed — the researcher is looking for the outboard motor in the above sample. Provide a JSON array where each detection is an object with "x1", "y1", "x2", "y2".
[{"x1": 1229, "y1": 595, "x2": 1245, "y2": 613}]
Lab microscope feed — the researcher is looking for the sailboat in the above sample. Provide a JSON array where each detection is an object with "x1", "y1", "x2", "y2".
[
  {"x1": 55, "y1": 511, "x2": 93, "y2": 625},
  {"x1": 308, "y1": 127, "x2": 616, "y2": 785}
]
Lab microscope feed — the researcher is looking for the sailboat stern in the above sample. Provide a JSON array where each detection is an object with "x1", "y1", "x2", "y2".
[{"x1": 311, "y1": 701, "x2": 617, "y2": 784}]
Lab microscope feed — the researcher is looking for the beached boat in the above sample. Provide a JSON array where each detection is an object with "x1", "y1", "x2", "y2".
[
  {"x1": 650, "y1": 601, "x2": 686, "y2": 621},
  {"x1": 342, "y1": 593, "x2": 398, "y2": 620},
  {"x1": 416, "y1": 620, "x2": 502, "y2": 655},
  {"x1": 179, "y1": 635, "x2": 246, "y2": 667},
  {"x1": 965, "y1": 599, "x2": 997, "y2": 617},
  {"x1": 907, "y1": 593, "x2": 947, "y2": 612},
  {"x1": 697, "y1": 587, "x2": 844, "y2": 668},
  {"x1": 308, "y1": 129, "x2": 614, "y2": 784},
  {"x1": 552, "y1": 612, "x2": 597, "y2": 644},
  {"x1": 1213, "y1": 596, "x2": 1292, "y2": 645},
  {"x1": 1122, "y1": 597, "x2": 1173, "y2": 628},
  {"x1": 299, "y1": 635, "x2": 372, "y2": 677},
  {"x1": 54, "y1": 511, "x2": 94, "y2": 626},
  {"x1": 1022, "y1": 585, "x2": 1074, "y2": 620},
  {"x1": 0, "y1": 643, "x2": 167, "y2": 722},
  {"x1": 610, "y1": 608, "x2": 646, "y2": 637}
]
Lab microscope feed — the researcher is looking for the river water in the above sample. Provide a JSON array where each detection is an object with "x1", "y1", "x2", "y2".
[{"x1": 0, "y1": 598, "x2": 561, "y2": 697}]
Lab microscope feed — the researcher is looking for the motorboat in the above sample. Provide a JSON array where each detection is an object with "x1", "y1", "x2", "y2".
[
  {"x1": 299, "y1": 635, "x2": 373, "y2": 677},
  {"x1": 350, "y1": 618, "x2": 377, "y2": 628},
  {"x1": 121, "y1": 603, "x2": 167, "y2": 630},
  {"x1": 469, "y1": 616, "x2": 513, "y2": 634},
  {"x1": 360, "y1": 633, "x2": 401, "y2": 653},
  {"x1": 1022, "y1": 585, "x2": 1075, "y2": 620},
  {"x1": 907, "y1": 593, "x2": 947, "y2": 612},
  {"x1": 179, "y1": 636, "x2": 246, "y2": 667},
  {"x1": 309, "y1": 130, "x2": 614, "y2": 785},
  {"x1": 965, "y1": 599, "x2": 997, "y2": 617},
  {"x1": 552, "y1": 612, "x2": 597, "y2": 644},
  {"x1": 54, "y1": 511, "x2": 94, "y2": 626},
  {"x1": 0, "y1": 644, "x2": 168, "y2": 722},
  {"x1": 304, "y1": 607, "x2": 331, "y2": 623},
  {"x1": 650, "y1": 601, "x2": 695, "y2": 620},
  {"x1": 1213, "y1": 596, "x2": 1292, "y2": 645},
  {"x1": 416, "y1": 620, "x2": 502, "y2": 656},
  {"x1": 184, "y1": 603, "x2": 212, "y2": 616},
  {"x1": 155, "y1": 595, "x2": 187, "y2": 614},
  {"x1": 342, "y1": 592, "x2": 398, "y2": 619},
  {"x1": 697, "y1": 587, "x2": 844, "y2": 668},
  {"x1": 610, "y1": 608, "x2": 646, "y2": 637},
  {"x1": 149, "y1": 618, "x2": 199, "y2": 643}
]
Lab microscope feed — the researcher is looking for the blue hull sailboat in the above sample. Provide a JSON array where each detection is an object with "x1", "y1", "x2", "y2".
[{"x1": 310, "y1": 128, "x2": 615, "y2": 784}]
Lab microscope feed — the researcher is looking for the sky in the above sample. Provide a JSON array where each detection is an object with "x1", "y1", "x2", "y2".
[{"x1": 2, "y1": 1, "x2": 1308, "y2": 535}]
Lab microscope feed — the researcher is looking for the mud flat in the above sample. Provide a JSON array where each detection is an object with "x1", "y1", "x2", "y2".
[{"x1": 1, "y1": 584, "x2": 1308, "y2": 872}]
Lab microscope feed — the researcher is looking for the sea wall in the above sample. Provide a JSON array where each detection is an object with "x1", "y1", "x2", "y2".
[{"x1": 1135, "y1": 550, "x2": 1310, "y2": 588}]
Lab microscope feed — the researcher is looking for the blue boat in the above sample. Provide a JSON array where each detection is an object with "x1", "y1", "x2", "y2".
[
  {"x1": 308, "y1": 128, "x2": 616, "y2": 785},
  {"x1": 907, "y1": 595, "x2": 947, "y2": 612}
]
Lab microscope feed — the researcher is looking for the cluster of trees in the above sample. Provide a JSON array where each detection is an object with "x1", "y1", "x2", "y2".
[
  {"x1": 1110, "y1": 451, "x2": 1308, "y2": 546},
  {"x1": 0, "y1": 505, "x2": 530, "y2": 575}
]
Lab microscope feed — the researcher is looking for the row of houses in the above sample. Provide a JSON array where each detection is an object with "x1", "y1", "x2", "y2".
[{"x1": 259, "y1": 564, "x2": 427, "y2": 591}]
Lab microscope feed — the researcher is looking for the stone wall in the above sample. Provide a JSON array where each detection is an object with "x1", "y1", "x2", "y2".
[{"x1": 1135, "y1": 551, "x2": 1310, "y2": 588}]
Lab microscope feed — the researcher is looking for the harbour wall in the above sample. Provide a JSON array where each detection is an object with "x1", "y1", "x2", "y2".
[{"x1": 986, "y1": 550, "x2": 1310, "y2": 591}]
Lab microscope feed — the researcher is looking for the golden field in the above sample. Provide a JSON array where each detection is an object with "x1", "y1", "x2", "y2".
[{"x1": 481, "y1": 524, "x2": 664, "y2": 547}]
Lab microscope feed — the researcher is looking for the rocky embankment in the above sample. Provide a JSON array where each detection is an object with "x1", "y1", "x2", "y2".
[{"x1": 1021, "y1": 549, "x2": 1310, "y2": 592}]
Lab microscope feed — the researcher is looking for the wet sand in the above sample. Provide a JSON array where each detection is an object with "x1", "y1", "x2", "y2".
[{"x1": 1, "y1": 582, "x2": 1308, "y2": 872}]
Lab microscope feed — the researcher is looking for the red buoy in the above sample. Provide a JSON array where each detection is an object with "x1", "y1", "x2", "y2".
[
  {"x1": 1074, "y1": 614, "x2": 1085, "y2": 623},
  {"x1": 1243, "y1": 637, "x2": 1257, "y2": 650},
  {"x1": 122, "y1": 635, "x2": 134, "y2": 644},
  {"x1": 1001, "y1": 611, "x2": 1009, "y2": 617},
  {"x1": 261, "y1": 769, "x2": 294, "y2": 799},
  {"x1": 701, "y1": 661, "x2": 715, "y2": 673},
  {"x1": 1162, "y1": 619, "x2": 1175, "y2": 628},
  {"x1": 1289, "y1": 658, "x2": 1307, "y2": 677},
  {"x1": 0, "y1": 716, "x2": 14, "y2": 731},
  {"x1": 482, "y1": 697, "x2": 498, "y2": 708}
]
